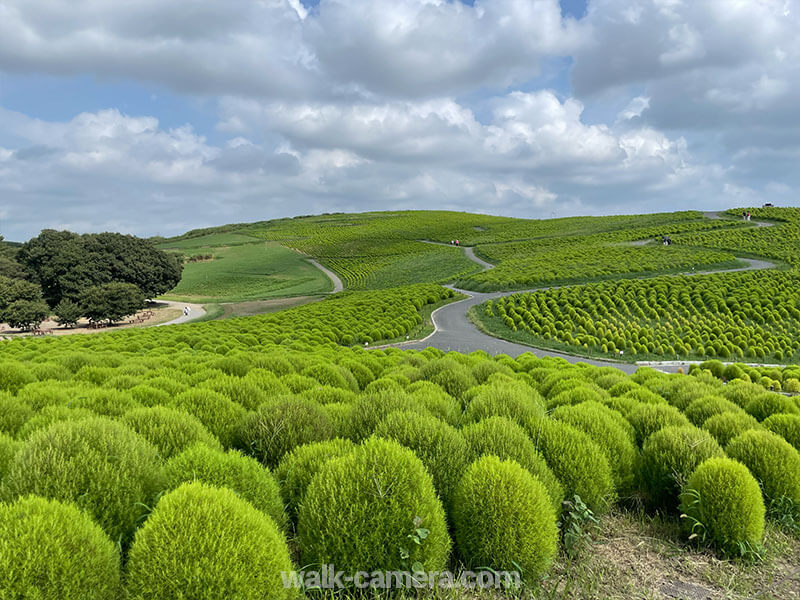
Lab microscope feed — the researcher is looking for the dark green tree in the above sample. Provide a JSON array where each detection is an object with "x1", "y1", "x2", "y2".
[
  {"x1": 54, "y1": 299, "x2": 83, "y2": 328},
  {"x1": 3, "y1": 300, "x2": 50, "y2": 330},
  {"x1": 81, "y1": 283, "x2": 145, "y2": 324}
]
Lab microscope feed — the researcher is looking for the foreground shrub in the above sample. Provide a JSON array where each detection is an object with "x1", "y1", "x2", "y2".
[
  {"x1": 170, "y1": 389, "x2": 248, "y2": 448},
  {"x1": 419, "y1": 358, "x2": 477, "y2": 402},
  {"x1": 347, "y1": 391, "x2": 430, "y2": 442},
  {"x1": 0, "y1": 496, "x2": 120, "y2": 600},
  {"x1": 680, "y1": 458, "x2": 765, "y2": 557},
  {"x1": 452, "y1": 456, "x2": 558, "y2": 581},
  {"x1": 762, "y1": 414, "x2": 800, "y2": 451},
  {"x1": 69, "y1": 388, "x2": 141, "y2": 417},
  {"x1": 238, "y1": 398, "x2": 334, "y2": 467},
  {"x1": 165, "y1": 443, "x2": 286, "y2": 529},
  {"x1": 374, "y1": 411, "x2": 469, "y2": 510},
  {"x1": 298, "y1": 437, "x2": 450, "y2": 576},
  {"x1": 0, "y1": 362, "x2": 35, "y2": 393},
  {"x1": 121, "y1": 406, "x2": 223, "y2": 459},
  {"x1": 745, "y1": 392, "x2": 800, "y2": 422},
  {"x1": 0, "y1": 432, "x2": 20, "y2": 483},
  {"x1": 627, "y1": 403, "x2": 691, "y2": 446},
  {"x1": 125, "y1": 482, "x2": 294, "y2": 600},
  {"x1": 16, "y1": 405, "x2": 97, "y2": 440},
  {"x1": 463, "y1": 383, "x2": 544, "y2": 427},
  {"x1": 0, "y1": 394, "x2": 34, "y2": 437},
  {"x1": 1, "y1": 417, "x2": 164, "y2": 543},
  {"x1": 274, "y1": 438, "x2": 356, "y2": 523},
  {"x1": 684, "y1": 395, "x2": 743, "y2": 427},
  {"x1": 406, "y1": 382, "x2": 461, "y2": 426},
  {"x1": 702, "y1": 412, "x2": 761, "y2": 447},
  {"x1": 552, "y1": 401, "x2": 638, "y2": 496},
  {"x1": 527, "y1": 417, "x2": 615, "y2": 514},
  {"x1": 461, "y1": 416, "x2": 563, "y2": 514},
  {"x1": 639, "y1": 426, "x2": 725, "y2": 511},
  {"x1": 726, "y1": 430, "x2": 800, "y2": 515}
]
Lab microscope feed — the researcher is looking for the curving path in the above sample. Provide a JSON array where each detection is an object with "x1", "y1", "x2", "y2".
[
  {"x1": 308, "y1": 259, "x2": 344, "y2": 293},
  {"x1": 155, "y1": 301, "x2": 206, "y2": 326}
]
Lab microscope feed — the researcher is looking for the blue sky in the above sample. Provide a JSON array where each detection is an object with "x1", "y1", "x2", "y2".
[{"x1": 0, "y1": 0, "x2": 797, "y2": 240}]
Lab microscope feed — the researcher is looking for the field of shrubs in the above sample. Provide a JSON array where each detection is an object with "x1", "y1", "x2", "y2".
[
  {"x1": 477, "y1": 270, "x2": 800, "y2": 363},
  {"x1": 1, "y1": 278, "x2": 800, "y2": 598}
]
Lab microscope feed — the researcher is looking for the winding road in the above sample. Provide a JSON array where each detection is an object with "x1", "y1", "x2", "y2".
[
  {"x1": 309, "y1": 259, "x2": 344, "y2": 293},
  {"x1": 155, "y1": 301, "x2": 206, "y2": 326},
  {"x1": 391, "y1": 214, "x2": 779, "y2": 373}
]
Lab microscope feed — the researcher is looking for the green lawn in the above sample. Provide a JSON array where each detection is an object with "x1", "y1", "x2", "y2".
[{"x1": 159, "y1": 238, "x2": 332, "y2": 303}]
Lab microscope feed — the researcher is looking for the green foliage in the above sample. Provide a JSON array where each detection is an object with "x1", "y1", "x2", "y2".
[
  {"x1": 0, "y1": 495, "x2": 120, "y2": 600},
  {"x1": 81, "y1": 282, "x2": 145, "y2": 323},
  {"x1": 238, "y1": 397, "x2": 334, "y2": 467},
  {"x1": 680, "y1": 457, "x2": 766, "y2": 558},
  {"x1": 461, "y1": 416, "x2": 564, "y2": 514},
  {"x1": 125, "y1": 482, "x2": 294, "y2": 600},
  {"x1": 462, "y1": 380, "x2": 545, "y2": 426},
  {"x1": 639, "y1": 426, "x2": 725, "y2": 510},
  {"x1": 0, "y1": 362, "x2": 36, "y2": 393},
  {"x1": 419, "y1": 358, "x2": 477, "y2": 401},
  {"x1": 169, "y1": 389, "x2": 248, "y2": 449},
  {"x1": 374, "y1": 411, "x2": 469, "y2": 510},
  {"x1": 54, "y1": 298, "x2": 83, "y2": 327},
  {"x1": 684, "y1": 395, "x2": 744, "y2": 427},
  {"x1": 2, "y1": 299, "x2": 50, "y2": 330},
  {"x1": 627, "y1": 402, "x2": 691, "y2": 446},
  {"x1": 1, "y1": 417, "x2": 164, "y2": 544},
  {"x1": 164, "y1": 443, "x2": 286, "y2": 529},
  {"x1": 552, "y1": 401, "x2": 638, "y2": 496},
  {"x1": 527, "y1": 417, "x2": 616, "y2": 514},
  {"x1": 726, "y1": 430, "x2": 800, "y2": 515},
  {"x1": 745, "y1": 392, "x2": 799, "y2": 422},
  {"x1": 0, "y1": 394, "x2": 34, "y2": 437},
  {"x1": 0, "y1": 432, "x2": 20, "y2": 483},
  {"x1": 16, "y1": 405, "x2": 97, "y2": 440},
  {"x1": 762, "y1": 414, "x2": 800, "y2": 451},
  {"x1": 298, "y1": 437, "x2": 450, "y2": 576},
  {"x1": 274, "y1": 438, "x2": 356, "y2": 523},
  {"x1": 703, "y1": 412, "x2": 762, "y2": 447},
  {"x1": 452, "y1": 455, "x2": 558, "y2": 580},
  {"x1": 347, "y1": 391, "x2": 431, "y2": 442},
  {"x1": 121, "y1": 406, "x2": 223, "y2": 459}
]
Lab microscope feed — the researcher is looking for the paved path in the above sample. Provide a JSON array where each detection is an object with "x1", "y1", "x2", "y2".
[
  {"x1": 155, "y1": 301, "x2": 206, "y2": 326},
  {"x1": 420, "y1": 240, "x2": 494, "y2": 271},
  {"x1": 704, "y1": 211, "x2": 775, "y2": 227},
  {"x1": 309, "y1": 259, "x2": 344, "y2": 293}
]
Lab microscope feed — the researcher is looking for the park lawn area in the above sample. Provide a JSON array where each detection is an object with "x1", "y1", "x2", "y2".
[
  {"x1": 158, "y1": 231, "x2": 260, "y2": 250},
  {"x1": 159, "y1": 239, "x2": 332, "y2": 303}
]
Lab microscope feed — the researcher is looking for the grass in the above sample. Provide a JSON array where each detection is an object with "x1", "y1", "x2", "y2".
[{"x1": 159, "y1": 238, "x2": 332, "y2": 303}]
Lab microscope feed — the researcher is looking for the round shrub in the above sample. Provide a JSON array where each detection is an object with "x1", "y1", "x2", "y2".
[
  {"x1": 461, "y1": 416, "x2": 563, "y2": 514},
  {"x1": 0, "y1": 496, "x2": 120, "y2": 600},
  {"x1": 419, "y1": 358, "x2": 477, "y2": 402},
  {"x1": 238, "y1": 397, "x2": 334, "y2": 467},
  {"x1": 199, "y1": 375, "x2": 269, "y2": 411},
  {"x1": 684, "y1": 395, "x2": 743, "y2": 427},
  {"x1": 274, "y1": 438, "x2": 356, "y2": 522},
  {"x1": 14, "y1": 381, "x2": 73, "y2": 410},
  {"x1": 547, "y1": 385, "x2": 607, "y2": 410},
  {"x1": 302, "y1": 363, "x2": 357, "y2": 392},
  {"x1": 627, "y1": 403, "x2": 691, "y2": 446},
  {"x1": 0, "y1": 394, "x2": 34, "y2": 437},
  {"x1": 762, "y1": 414, "x2": 800, "y2": 451},
  {"x1": 2, "y1": 417, "x2": 164, "y2": 543},
  {"x1": 720, "y1": 380, "x2": 765, "y2": 408},
  {"x1": 407, "y1": 382, "x2": 461, "y2": 426},
  {"x1": 374, "y1": 411, "x2": 469, "y2": 510},
  {"x1": 300, "y1": 385, "x2": 356, "y2": 405},
  {"x1": 169, "y1": 389, "x2": 248, "y2": 448},
  {"x1": 745, "y1": 392, "x2": 800, "y2": 422},
  {"x1": 452, "y1": 456, "x2": 558, "y2": 580},
  {"x1": 125, "y1": 482, "x2": 294, "y2": 600},
  {"x1": 0, "y1": 432, "x2": 21, "y2": 483},
  {"x1": 639, "y1": 426, "x2": 725, "y2": 510},
  {"x1": 702, "y1": 411, "x2": 761, "y2": 447},
  {"x1": 463, "y1": 384, "x2": 544, "y2": 427},
  {"x1": 527, "y1": 417, "x2": 616, "y2": 514},
  {"x1": 323, "y1": 402, "x2": 353, "y2": 438},
  {"x1": 298, "y1": 437, "x2": 450, "y2": 576},
  {"x1": 552, "y1": 401, "x2": 638, "y2": 495},
  {"x1": 165, "y1": 443, "x2": 286, "y2": 529},
  {"x1": 726, "y1": 430, "x2": 800, "y2": 511},
  {"x1": 128, "y1": 384, "x2": 171, "y2": 407},
  {"x1": 16, "y1": 405, "x2": 97, "y2": 440},
  {"x1": 680, "y1": 458, "x2": 765, "y2": 557},
  {"x1": 347, "y1": 391, "x2": 430, "y2": 442},
  {"x1": 121, "y1": 406, "x2": 223, "y2": 460},
  {"x1": 623, "y1": 387, "x2": 667, "y2": 406},
  {"x1": 0, "y1": 362, "x2": 35, "y2": 393},
  {"x1": 69, "y1": 388, "x2": 141, "y2": 417}
]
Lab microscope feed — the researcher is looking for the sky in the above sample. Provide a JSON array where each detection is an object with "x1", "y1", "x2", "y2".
[{"x1": 1, "y1": 0, "x2": 798, "y2": 240}]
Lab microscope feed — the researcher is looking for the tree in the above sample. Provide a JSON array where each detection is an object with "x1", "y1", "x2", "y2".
[
  {"x1": 18, "y1": 230, "x2": 183, "y2": 306},
  {"x1": 0, "y1": 276, "x2": 43, "y2": 310},
  {"x1": 81, "y1": 283, "x2": 145, "y2": 324},
  {"x1": 2, "y1": 300, "x2": 50, "y2": 331},
  {"x1": 54, "y1": 299, "x2": 83, "y2": 328}
]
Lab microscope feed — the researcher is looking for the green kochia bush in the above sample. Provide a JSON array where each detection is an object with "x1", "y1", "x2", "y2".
[
  {"x1": 0, "y1": 495, "x2": 121, "y2": 600},
  {"x1": 165, "y1": 443, "x2": 286, "y2": 530},
  {"x1": 762, "y1": 414, "x2": 800, "y2": 451},
  {"x1": 121, "y1": 406, "x2": 223, "y2": 459},
  {"x1": 639, "y1": 426, "x2": 725, "y2": 511},
  {"x1": 16, "y1": 405, "x2": 97, "y2": 440},
  {"x1": 702, "y1": 412, "x2": 761, "y2": 447},
  {"x1": 684, "y1": 395, "x2": 743, "y2": 427},
  {"x1": 462, "y1": 382, "x2": 545, "y2": 427},
  {"x1": 680, "y1": 458, "x2": 765, "y2": 557},
  {"x1": 627, "y1": 403, "x2": 691, "y2": 446},
  {"x1": 552, "y1": 401, "x2": 638, "y2": 496},
  {"x1": 374, "y1": 411, "x2": 469, "y2": 510},
  {"x1": 298, "y1": 437, "x2": 450, "y2": 576},
  {"x1": 527, "y1": 417, "x2": 616, "y2": 514},
  {"x1": 452, "y1": 456, "x2": 558, "y2": 581},
  {"x1": 726, "y1": 430, "x2": 800, "y2": 515},
  {"x1": 125, "y1": 482, "x2": 295, "y2": 600},
  {"x1": 238, "y1": 398, "x2": 334, "y2": 467},
  {"x1": 169, "y1": 389, "x2": 247, "y2": 448},
  {"x1": 0, "y1": 432, "x2": 21, "y2": 483},
  {"x1": 461, "y1": 416, "x2": 564, "y2": 514},
  {"x1": 274, "y1": 438, "x2": 356, "y2": 523},
  {"x1": 745, "y1": 392, "x2": 800, "y2": 422},
  {"x1": 0, "y1": 394, "x2": 34, "y2": 437},
  {"x1": 1, "y1": 417, "x2": 164, "y2": 544},
  {"x1": 346, "y1": 391, "x2": 431, "y2": 442}
]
